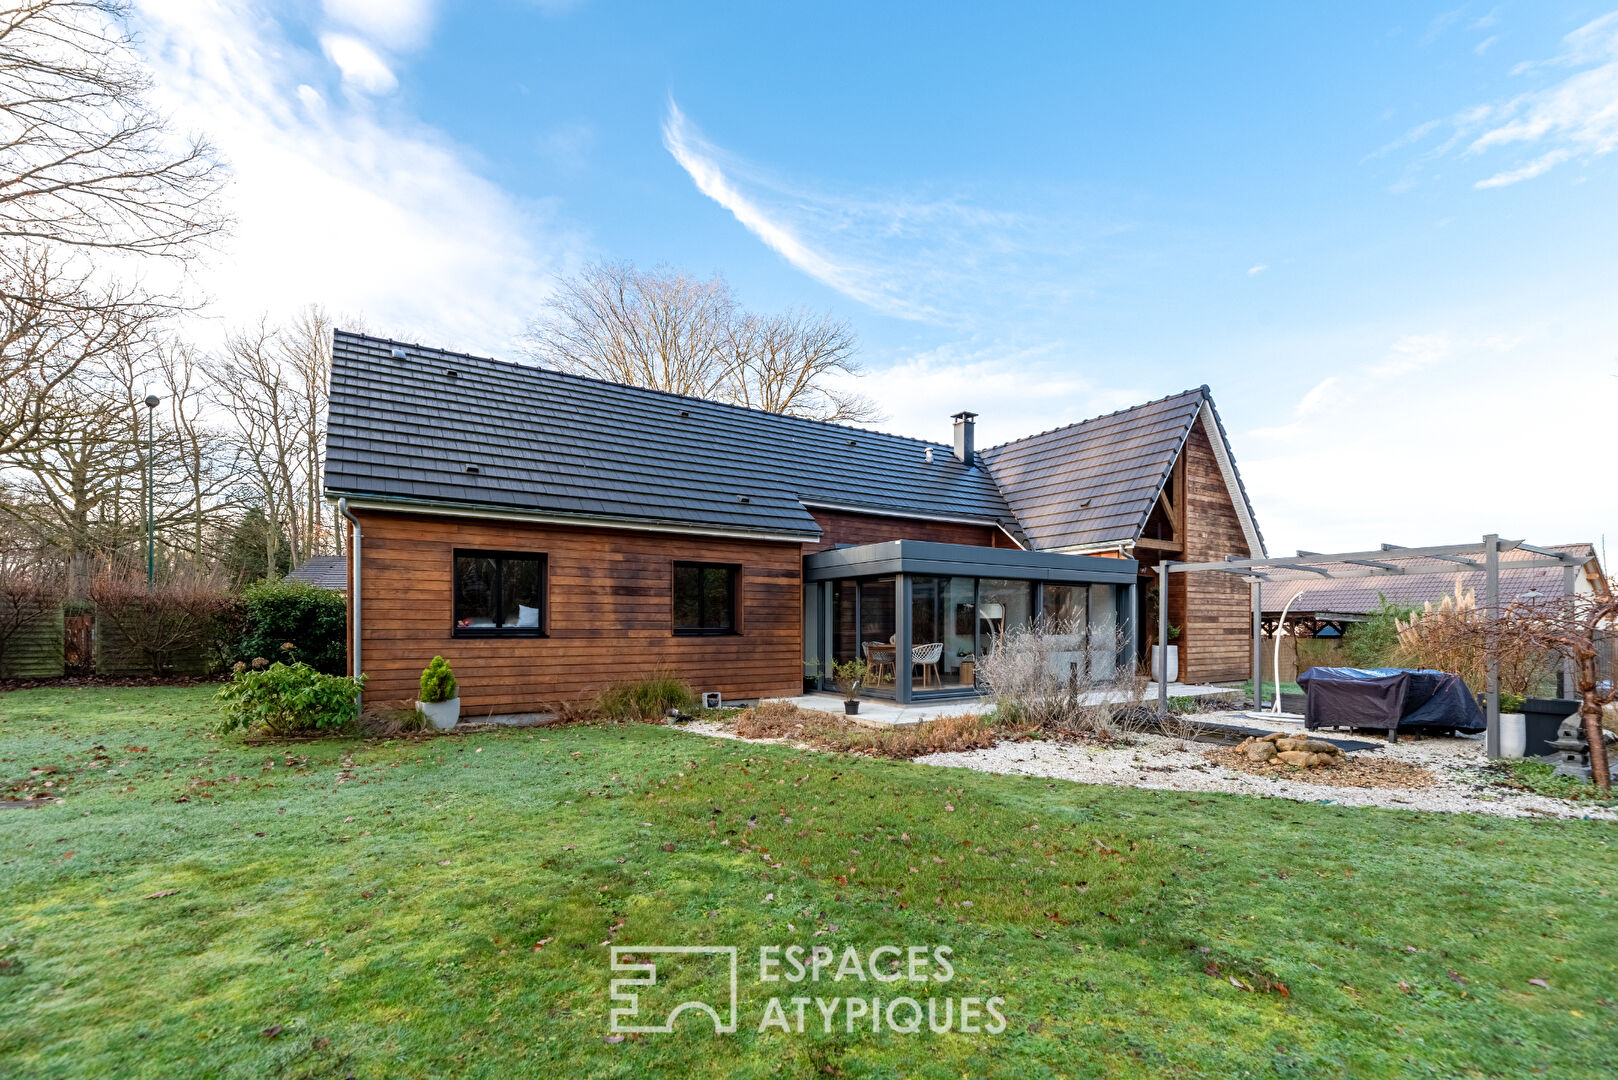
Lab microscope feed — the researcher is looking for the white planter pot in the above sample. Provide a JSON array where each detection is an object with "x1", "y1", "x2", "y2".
[
  {"x1": 1151, "y1": 645, "x2": 1179, "y2": 684},
  {"x1": 417, "y1": 697, "x2": 460, "y2": 730},
  {"x1": 1499, "y1": 712, "x2": 1526, "y2": 758}
]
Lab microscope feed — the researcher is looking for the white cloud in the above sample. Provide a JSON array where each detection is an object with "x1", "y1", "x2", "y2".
[
  {"x1": 1368, "y1": 332, "x2": 1452, "y2": 376},
  {"x1": 1247, "y1": 263, "x2": 1268, "y2": 276},
  {"x1": 660, "y1": 99, "x2": 1114, "y2": 328},
  {"x1": 1400, "y1": 11, "x2": 1618, "y2": 188},
  {"x1": 132, "y1": 0, "x2": 578, "y2": 354},
  {"x1": 323, "y1": 0, "x2": 436, "y2": 50},
  {"x1": 660, "y1": 100, "x2": 899, "y2": 316},
  {"x1": 845, "y1": 339, "x2": 1148, "y2": 449},
  {"x1": 320, "y1": 32, "x2": 397, "y2": 95}
]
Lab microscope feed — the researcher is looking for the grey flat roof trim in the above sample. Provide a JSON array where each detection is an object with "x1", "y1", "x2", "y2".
[
  {"x1": 331, "y1": 493, "x2": 820, "y2": 544},
  {"x1": 804, "y1": 540, "x2": 1138, "y2": 583}
]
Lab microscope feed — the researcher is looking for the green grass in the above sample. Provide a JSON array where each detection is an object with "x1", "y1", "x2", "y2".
[
  {"x1": 1242, "y1": 679, "x2": 1305, "y2": 698},
  {"x1": 1, "y1": 686, "x2": 1615, "y2": 1079},
  {"x1": 1490, "y1": 758, "x2": 1618, "y2": 807}
]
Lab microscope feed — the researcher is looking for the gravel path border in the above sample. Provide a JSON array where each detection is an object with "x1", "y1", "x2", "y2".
[{"x1": 680, "y1": 716, "x2": 1617, "y2": 821}]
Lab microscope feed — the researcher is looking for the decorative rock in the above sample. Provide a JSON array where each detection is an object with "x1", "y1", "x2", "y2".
[
  {"x1": 1275, "y1": 750, "x2": 1315, "y2": 767},
  {"x1": 1243, "y1": 740, "x2": 1278, "y2": 762}
]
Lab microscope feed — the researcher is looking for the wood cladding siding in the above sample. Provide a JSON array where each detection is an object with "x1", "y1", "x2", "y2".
[
  {"x1": 1178, "y1": 423, "x2": 1257, "y2": 682},
  {"x1": 352, "y1": 511, "x2": 803, "y2": 712},
  {"x1": 805, "y1": 508, "x2": 1009, "y2": 553}
]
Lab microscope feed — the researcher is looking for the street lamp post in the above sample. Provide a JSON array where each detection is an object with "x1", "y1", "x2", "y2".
[{"x1": 145, "y1": 394, "x2": 160, "y2": 586}]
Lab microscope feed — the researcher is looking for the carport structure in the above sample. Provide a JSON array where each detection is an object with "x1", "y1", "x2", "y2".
[{"x1": 1155, "y1": 535, "x2": 1589, "y2": 757}]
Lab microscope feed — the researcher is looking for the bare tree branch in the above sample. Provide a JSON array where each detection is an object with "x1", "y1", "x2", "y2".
[{"x1": 523, "y1": 261, "x2": 881, "y2": 423}]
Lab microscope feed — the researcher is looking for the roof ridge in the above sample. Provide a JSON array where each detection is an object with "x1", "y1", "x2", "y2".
[
  {"x1": 332, "y1": 328, "x2": 957, "y2": 452},
  {"x1": 980, "y1": 386, "x2": 1208, "y2": 454}
]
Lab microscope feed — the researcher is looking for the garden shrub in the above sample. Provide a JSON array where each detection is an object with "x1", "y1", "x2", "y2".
[
  {"x1": 419, "y1": 656, "x2": 457, "y2": 703},
  {"x1": 90, "y1": 572, "x2": 237, "y2": 675},
  {"x1": 593, "y1": 673, "x2": 697, "y2": 721},
  {"x1": 239, "y1": 578, "x2": 348, "y2": 674},
  {"x1": 1341, "y1": 596, "x2": 1413, "y2": 669},
  {"x1": 216, "y1": 662, "x2": 365, "y2": 737}
]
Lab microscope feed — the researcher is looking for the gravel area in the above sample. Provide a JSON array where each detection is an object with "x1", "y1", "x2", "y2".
[{"x1": 680, "y1": 715, "x2": 1617, "y2": 821}]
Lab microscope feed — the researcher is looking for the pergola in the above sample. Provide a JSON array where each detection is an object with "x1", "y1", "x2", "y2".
[{"x1": 1155, "y1": 534, "x2": 1588, "y2": 757}]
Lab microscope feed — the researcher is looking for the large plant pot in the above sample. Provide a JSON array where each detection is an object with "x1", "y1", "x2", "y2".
[
  {"x1": 1151, "y1": 645, "x2": 1179, "y2": 684},
  {"x1": 844, "y1": 700, "x2": 860, "y2": 716},
  {"x1": 417, "y1": 697, "x2": 460, "y2": 730},
  {"x1": 1522, "y1": 698, "x2": 1579, "y2": 758},
  {"x1": 1499, "y1": 712, "x2": 1526, "y2": 758}
]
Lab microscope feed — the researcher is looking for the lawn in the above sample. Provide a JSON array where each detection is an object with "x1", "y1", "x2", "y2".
[{"x1": 1, "y1": 686, "x2": 1615, "y2": 1079}]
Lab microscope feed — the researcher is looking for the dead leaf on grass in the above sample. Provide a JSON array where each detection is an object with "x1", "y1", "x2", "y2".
[{"x1": 145, "y1": 889, "x2": 179, "y2": 899}]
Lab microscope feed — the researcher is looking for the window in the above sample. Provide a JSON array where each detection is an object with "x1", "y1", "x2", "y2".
[
  {"x1": 453, "y1": 550, "x2": 545, "y2": 636},
  {"x1": 673, "y1": 562, "x2": 737, "y2": 635}
]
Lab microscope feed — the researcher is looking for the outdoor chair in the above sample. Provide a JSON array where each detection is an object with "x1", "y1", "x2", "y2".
[
  {"x1": 863, "y1": 641, "x2": 896, "y2": 685},
  {"x1": 912, "y1": 642, "x2": 944, "y2": 687}
]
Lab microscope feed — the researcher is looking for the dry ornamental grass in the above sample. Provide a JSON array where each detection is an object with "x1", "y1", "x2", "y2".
[{"x1": 730, "y1": 701, "x2": 1014, "y2": 758}]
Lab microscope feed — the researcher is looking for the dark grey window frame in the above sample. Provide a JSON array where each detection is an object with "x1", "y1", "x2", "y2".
[
  {"x1": 452, "y1": 548, "x2": 548, "y2": 638},
  {"x1": 672, "y1": 561, "x2": 739, "y2": 636}
]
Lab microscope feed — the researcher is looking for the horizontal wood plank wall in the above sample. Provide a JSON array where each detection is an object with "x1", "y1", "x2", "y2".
[
  {"x1": 1179, "y1": 422, "x2": 1256, "y2": 683},
  {"x1": 805, "y1": 508, "x2": 1006, "y2": 553},
  {"x1": 354, "y1": 511, "x2": 803, "y2": 712}
]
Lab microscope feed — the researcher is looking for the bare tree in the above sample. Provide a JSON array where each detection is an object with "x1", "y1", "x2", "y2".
[
  {"x1": 525, "y1": 260, "x2": 733, "y2": 398},
  {"x1": 0, "y1": 1, "x2": 225, "y2": 261},
  {"x1": 208, "y1": 307, "x2": 336, "y2": 576},
  {"x1": 0, "y1": 0, "x2": 226, "y2": 455},
  {"x1": 155, "y1": 338, "x2": 242, "y2": 564},
  {"x1": 524, "y1": 261, "x2": 879, "y2": 422},
  {"x1": 1491, "y1": 594, "x2": 1618, "y2": 792},
  {"x1": 723, "y1": 308, "x2": 877, "y2": 423}
]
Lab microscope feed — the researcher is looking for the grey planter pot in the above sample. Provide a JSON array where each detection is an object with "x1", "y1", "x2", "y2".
[{"x1": 417, "y1": 697, "x2": 460, "y2": 730}]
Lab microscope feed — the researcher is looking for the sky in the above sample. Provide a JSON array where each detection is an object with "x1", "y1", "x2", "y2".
[{"x1": 130, "y1": 1, "x2": 1618, "y2": 558}]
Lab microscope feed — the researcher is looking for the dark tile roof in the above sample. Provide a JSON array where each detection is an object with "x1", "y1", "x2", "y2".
[
  {"x1": 288, "y1": 555, "x2": 347, "y2": 591},
  {"x1": 326, "y1": 331, "x2": 1018, "y2": 540},
  {"x1": 979, "y1": 388, "x2": 1260, "y2": 551}
]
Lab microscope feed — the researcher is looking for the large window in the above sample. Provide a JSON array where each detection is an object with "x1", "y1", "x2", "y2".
[
  {"x1": 454, "y1": 550, "x2": 545, "y2": 636},
  {"x1": 673, "y1": 562, "x2": 737, "y2": 635}
]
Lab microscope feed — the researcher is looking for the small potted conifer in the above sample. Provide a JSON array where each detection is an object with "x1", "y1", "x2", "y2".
[
  {"x1": 416, "y1": 655, "x2": 460, "y2": 730},
  {"x1": 830, "y1": 658, "x2": 869, "y2": 715}
]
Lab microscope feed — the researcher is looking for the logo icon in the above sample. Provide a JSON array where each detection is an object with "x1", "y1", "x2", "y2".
[{"x1": 609, "y1": 946, "x2": 739, "y2": 1034}]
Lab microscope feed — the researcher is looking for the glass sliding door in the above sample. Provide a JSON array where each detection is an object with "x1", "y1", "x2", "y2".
[
  {"x1": 1088, "y1": 583, "x2": 1118, "y2": 679},
  {"x1": 978, "y1": 579, "x2": 1032, "y2": 647},
  {"x1": 909, "y1": 575, "x2": 977, "y2": 692},
  {"x1": 858, "y1": 577, "x2": 897, "y2": 695}
]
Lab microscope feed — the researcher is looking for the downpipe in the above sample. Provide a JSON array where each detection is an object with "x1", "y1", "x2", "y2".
[{"x1": 337, "y1": 499, "x2": 362, "y2": 718}]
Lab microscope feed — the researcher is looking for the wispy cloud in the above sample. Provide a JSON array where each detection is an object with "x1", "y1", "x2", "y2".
[
  {"x1": 132, "y1": 0, "x2": 579, "y2": 352},
  {"x1": 320, "y1": 33, "x2": 397, "y2": 94},
  {"x1": 1391, "y1": 11, "x2": 1618, "y2": 189},
  {"x1": 660, "y1": 99, "x2": 1115, "y2": 327},
  {"x1": 1247, "y1": 263, "x2": 1268, "y2": 276},
  {"x1": 659, "y1": 101, "x2": 915, "y2": 318}
]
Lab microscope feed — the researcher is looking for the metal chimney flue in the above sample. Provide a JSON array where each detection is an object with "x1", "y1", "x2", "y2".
[{"x1": 952, "y1": 411, "x2": 977, "y2": 465}]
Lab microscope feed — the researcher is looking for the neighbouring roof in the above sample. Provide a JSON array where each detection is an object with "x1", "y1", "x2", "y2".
[
  {"x1": 1262, "y1": 544, "x2": 1603, "y2": 617},
  {"x1": 978, "y1": 387, "x2": 1264, "y2": 554},
  {"x1": 288, "y1": 555, "x2": 347, "y2": 591},
  {"x1": 326, "y1": 331, "x2": 1018, "y2": 541}
]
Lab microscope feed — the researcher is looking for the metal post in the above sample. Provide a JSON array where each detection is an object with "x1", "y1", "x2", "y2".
[
  {"x1": 1559, "y1": 561, "x2": 1578, "y2": 698},
  {"x1": 1251, "y1": 577, "x2": 1263, "y2": 710},
  {"x1": 895, "y1": 573, "x2": 911, "y2": 705},
  {"x1": 821, "y1": 580, "x2": 834, "y2": 694},
  {"x1": 144, "y1": 395, "x2": 159, "y2": 586},
  {"x1": 1124, "y1": 577, "x2": 1139, "y2": 679},
  {"x1": 1484, "y1": 533, "x2": 1501, "y2": 758},
  {"x1": 1157, "y1": 561, "x2": 1169, "y2": 715}
]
